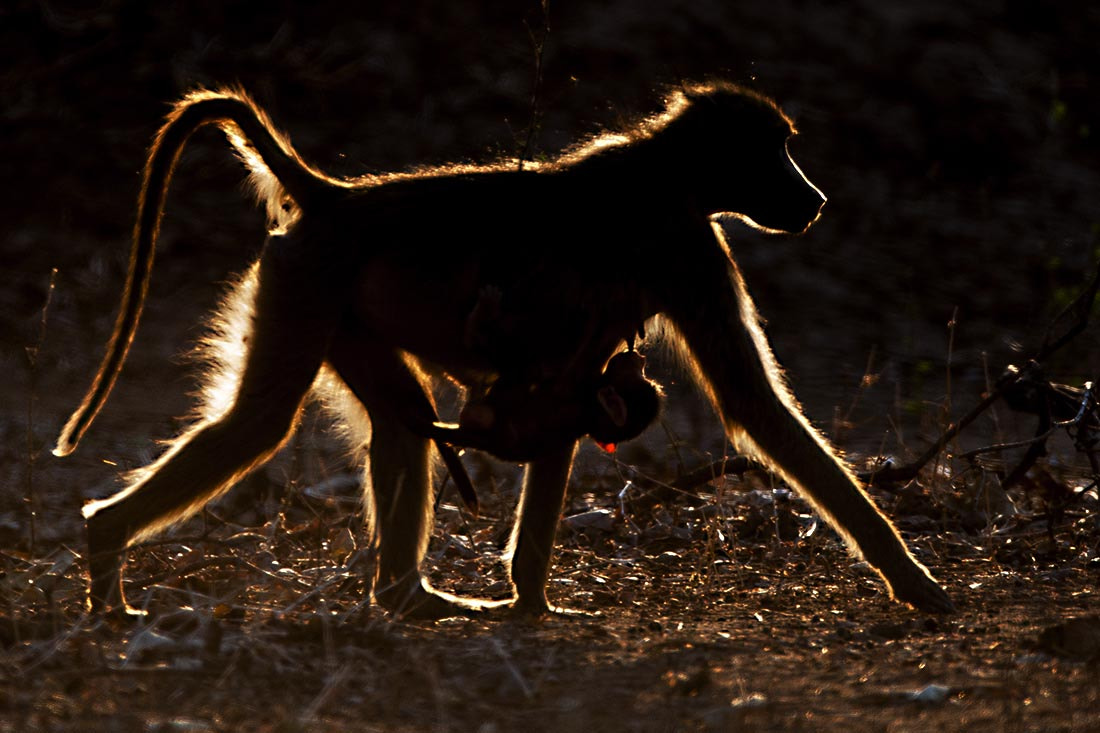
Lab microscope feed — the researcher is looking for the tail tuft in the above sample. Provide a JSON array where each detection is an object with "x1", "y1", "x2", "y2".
[{"x1": 54, "y1": 421, "x2": 81, "y2": 457}]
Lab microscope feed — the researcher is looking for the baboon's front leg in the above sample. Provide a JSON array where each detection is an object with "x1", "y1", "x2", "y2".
[
  {"x1": 667, "y1": 233, "x2": 954, "y2": 613},
  {"x1": 508, "y1": 443, "x2": 577, "y2": 615}
]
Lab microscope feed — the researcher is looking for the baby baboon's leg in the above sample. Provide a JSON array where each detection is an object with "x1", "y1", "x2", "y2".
[
  {"x1": 329, "y1": 338, "x2": 494, "y2": 619},
  {"x1": 507, "y1": 443, "x2": 577, "y2": 615},
  {"x1": 668, "y1": 239, "x2": 953, "y2": 613},
  {"x1": 84, "y1": 257, "x2": 329, "y2": 613}
]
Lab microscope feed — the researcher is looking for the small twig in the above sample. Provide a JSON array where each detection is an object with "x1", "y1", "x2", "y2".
[
  {"x1": 954, "y1": 425, "x2": 1061, "y2": 461},
  {"x1": 833, "y1": 347, "x2": 878, "y2": 444},
  {"x1": 981, "y1": 351, "x2": 1005, "y2": 442},
  {"x1": 657, "y1": 415, "x2": 691, "y2": 477},
  {"x1": 944, "y1": 306, "x2": 958, "y2": 431},
  {"x1": 670, "y1": 455, "x2": 761, "y2": 492},
  {"x1": 24, "y1": 267, "x2": 57, "y2": 555},
  {"x1": 1063, "y1": 381, "x2": 1096, "y2": 426},
  {"x1": 623, "y1": 454, "x2": 763, "y2": 508},
  {"x1": 518, "y1": 0, "x2": 550, "y2": 169}
]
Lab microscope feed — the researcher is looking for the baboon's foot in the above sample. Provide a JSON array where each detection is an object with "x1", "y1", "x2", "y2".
[
  {"x1": 86, "y1": 570, "x2": 148, "y2": 620},
  {"x1": 100, "y1": 603, "x2": 149, "y2": 623},
  {"x1": 516, "y1": 604, "x2": 600, "y2": 621},
  {"x1": 876, "y1": 557, "x2": 955, "y2": 613},
  {"x1": 889, "y1": 572, "x2": 955, "y2": 614},
  {"x1": 86, "y1": 528, "x2": 143, "y2": 618},
  {"x1": 375, "y1": 579, "x2": 508, "y2": 621},
  {"x1": 508, "y1": 595, "x2": 599, "y2": 621}
]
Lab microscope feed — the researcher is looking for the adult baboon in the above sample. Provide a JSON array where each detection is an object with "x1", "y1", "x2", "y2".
[{"x1": 56, "y1": 82, "x2": 954, "y2": 617}]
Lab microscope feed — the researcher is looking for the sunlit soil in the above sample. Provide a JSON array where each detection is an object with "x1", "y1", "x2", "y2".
[{"x1": 4, "y1": 446, "x2": 1099, "y2": 733}]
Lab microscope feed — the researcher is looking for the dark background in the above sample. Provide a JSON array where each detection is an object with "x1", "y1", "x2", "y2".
[{"x1": 2, "y1": 0, "x2": 1098, "y2": 537}]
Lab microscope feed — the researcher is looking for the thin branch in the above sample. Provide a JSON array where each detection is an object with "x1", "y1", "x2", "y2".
[
  {"x1": 859, "y1": 389, "x2": 1002, "y2": 485},
  {"x1": 954, "y1": 425, "x2": 1060, "y2": 461},
  {"x1": 624, "y1": 454, "x2": 763, "y2": 508},
  {"x1": 861, "y1": 259, "x2": 1100, "y2": 486},
  {"x1": 1037, "y1": 259, "x2": 1100, "y2": 362}
]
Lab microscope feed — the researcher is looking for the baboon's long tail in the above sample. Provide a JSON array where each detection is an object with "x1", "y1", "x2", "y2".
[{"x1": 54, "y1": 89, "x2": 334, "y2": 456}]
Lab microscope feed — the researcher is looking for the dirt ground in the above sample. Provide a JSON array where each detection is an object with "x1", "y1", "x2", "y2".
[{"x1": 3, "y1": 1, "x2": 1100, "y2": 731}]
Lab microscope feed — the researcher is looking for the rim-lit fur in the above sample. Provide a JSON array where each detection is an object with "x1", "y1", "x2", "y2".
[{"x1": 58, "y1": 82, "x2": 952, "y2": 617}]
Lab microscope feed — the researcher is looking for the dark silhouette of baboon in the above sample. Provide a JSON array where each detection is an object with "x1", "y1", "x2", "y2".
[{"x1": 56, "y1": 82, "x2": 954, "y2": 618}]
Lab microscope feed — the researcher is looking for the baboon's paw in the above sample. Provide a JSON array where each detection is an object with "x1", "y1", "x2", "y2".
[
  {"x1": 546, "y1": 604, "x2": 601, "y2": 620},
  {"x1": 110, "y1": 605, "x2": 150, "y2": 621},
  {"x1": 381, "y1": 585, "x2": 509, "y2": 621},
  {"x1": 891, "y1": 573, "x2": 955, "y2": 614},
  {"x1": 87, "y1": 598, "x2": 148, "y2": 624},
  {"x1": 508, "y1": 598, "x2": 601, "y2": 621}
]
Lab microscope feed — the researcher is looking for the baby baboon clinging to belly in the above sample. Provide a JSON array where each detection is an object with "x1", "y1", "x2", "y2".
[
  {"x1": 56, "y1": 81, "x2": 953, "y2": 619},
  {"x1": 428, "y1": 348, "x2": 661, "y2": 462},
  {"x1": 423, "y1": 284, "x2": 661, "y2": 462}
]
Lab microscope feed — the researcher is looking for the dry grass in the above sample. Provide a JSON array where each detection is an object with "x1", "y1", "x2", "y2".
[{"x1": 4, "y1": 426, "x2": 1100, "y2": 732}]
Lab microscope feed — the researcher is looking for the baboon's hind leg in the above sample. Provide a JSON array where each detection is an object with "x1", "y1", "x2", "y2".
[
  {"x1": 329, "y1": 337, "x2": 505, "y2": 619},
  {"x1": 84, "y1": 257, "x2": 329, "y2": 614}
]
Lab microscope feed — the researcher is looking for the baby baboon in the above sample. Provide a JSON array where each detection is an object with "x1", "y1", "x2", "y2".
[
  {"x1": 587, "y1": 349, "x2": 661, "y2": 451},
  {"x1": 57, "y1": 82, "x2": 954, "y2": 618},
  {"x1": 429, "y1": 349, "x2": 661, "y2": 462},
  {"x1": 436, "y1": 284, "x2": 660, "y2": 460}
]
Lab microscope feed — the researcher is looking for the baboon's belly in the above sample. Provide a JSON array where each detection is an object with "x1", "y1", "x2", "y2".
[{"x1": 353, "y1": 246, "x2": 642, "y2": 385}]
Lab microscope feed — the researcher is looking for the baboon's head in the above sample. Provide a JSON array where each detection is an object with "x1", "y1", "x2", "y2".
[
  {"x1": 663, "y1": 83, "x2": 826, "y2": 235},
  {"x1": 589, "y1": 351, "x2": 661, "y2": 448}
]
